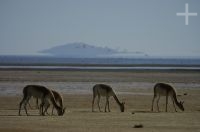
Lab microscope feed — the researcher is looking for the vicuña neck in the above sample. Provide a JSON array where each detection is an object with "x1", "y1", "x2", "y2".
[
  {"x1": 50, "y1": 94, "x2": 60, "y2": 110},
  {"x1": 172, "y1": 92, "x2": 179, "y2": 105},
  {"x1": 113, "y1": 94, "x2": 122, "y2": 106}
]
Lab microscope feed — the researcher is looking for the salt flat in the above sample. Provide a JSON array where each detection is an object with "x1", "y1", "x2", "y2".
[{"x1": 0, "y1": 70, "x2": 200, "y2": 132}]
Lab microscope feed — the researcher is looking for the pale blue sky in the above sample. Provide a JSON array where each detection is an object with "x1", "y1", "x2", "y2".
[{"x1": 0, "y1": 0, "x2": 199, "y2": 57}]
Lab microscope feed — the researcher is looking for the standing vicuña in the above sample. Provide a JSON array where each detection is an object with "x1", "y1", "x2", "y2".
[
  {"x1": 92, "y1": 84, "x2": 125, "y2": 112},
  {"x1": 19, "y1": 85, "x2": 65, "y2": 116},
  {"x1": 151, "y1": 83, "x2": 184, "y2": 112}
]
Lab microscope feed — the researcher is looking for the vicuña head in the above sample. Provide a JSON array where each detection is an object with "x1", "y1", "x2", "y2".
[
  {"x1": 177, "y1": 101, "x2": 184, "y2": 111},
  {"x1": 120, "y1": 102, "x2": 125, "y2": 112},
  {"x1": 57, "y1": 106, "x2": 66, "y2": 116}
]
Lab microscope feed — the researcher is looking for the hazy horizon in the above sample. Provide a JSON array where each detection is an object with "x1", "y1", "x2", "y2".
[{"x1": 0, "y1": 0, "x2": 200, "y2": 58}]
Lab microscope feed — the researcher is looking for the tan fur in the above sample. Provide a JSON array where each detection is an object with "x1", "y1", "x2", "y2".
[
  {"x1": 19, "y1": 85, "x2": 65, "y2": 116},
  {"x1": 42, "y1": 90, "x2": 63, "y2": 115},
  {"x1": 92, "y1": 84, "x2": 125, "y2": 112},
  {"x1": 151, "y1": 83, "x2": 184, "y2": 112}
]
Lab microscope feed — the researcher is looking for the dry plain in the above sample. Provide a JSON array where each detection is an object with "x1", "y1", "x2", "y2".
[{"x1": 0, "y1": 69, "x2": 200, "y2": 132}]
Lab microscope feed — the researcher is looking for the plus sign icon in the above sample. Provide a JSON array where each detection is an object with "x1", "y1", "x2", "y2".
[{"x1": 176, "y1": 3, "x2": 198, "y2": 25}]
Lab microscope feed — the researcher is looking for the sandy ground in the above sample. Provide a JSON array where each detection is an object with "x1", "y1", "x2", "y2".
[{"x1": 0, "y1": 70, "x2": 200, "y2": 132}]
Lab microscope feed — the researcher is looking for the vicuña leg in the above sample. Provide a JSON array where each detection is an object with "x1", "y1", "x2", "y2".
[
  {"x1": 105, "y1": 96, "x2": 109, "y2": 112},
  {"x1": 171, "y1": 97, "x2": 177, "y2": 112},
  {"x1": 19, "y1": 96, "x2": 26, "y2": 115},
  {"x1": 97, "y1": 95, "x2": 102, "y2": 112},
  {"x1": 24, "y1": 96, "x2": 31, "y2": 116},
  {"x1": 107, "y1": 97, "x2": 110, "y2": 112},
  {"x1": 151, "y1": 95, "x2": 156, "y2": 111},
  {"x1": 166, "y1": 94, "x2": 168, "y2": 112},
  {"x1": 92, "y1": 94, "x2": 96, "y2": 112},
  {"x1": 156, "y1": 95, "x2": 160, "y2": 112},
  {"x1": 51, "y1": 106, "x2": 54, "y2": 115}
]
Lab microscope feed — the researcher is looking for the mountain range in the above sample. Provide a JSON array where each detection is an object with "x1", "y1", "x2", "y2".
[{"x1": 39, "y1": 42, "x2": 148, "y2": 58}]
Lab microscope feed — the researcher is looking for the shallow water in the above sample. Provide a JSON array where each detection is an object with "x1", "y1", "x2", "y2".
[{"x1": 1, "y1": 65, "x2": 200, "y2": 70}]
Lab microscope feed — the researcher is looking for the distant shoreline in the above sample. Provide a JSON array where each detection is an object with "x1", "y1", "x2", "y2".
[
  {"x1": 0, "y1": 56, "x2": 200, "y2": 72},
  {"x1": 0, "y1": 65, "x2": 200, "y2": 72},
  {"x1": 1, "y1": 55, "x2": 200, "y2": 66}
]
